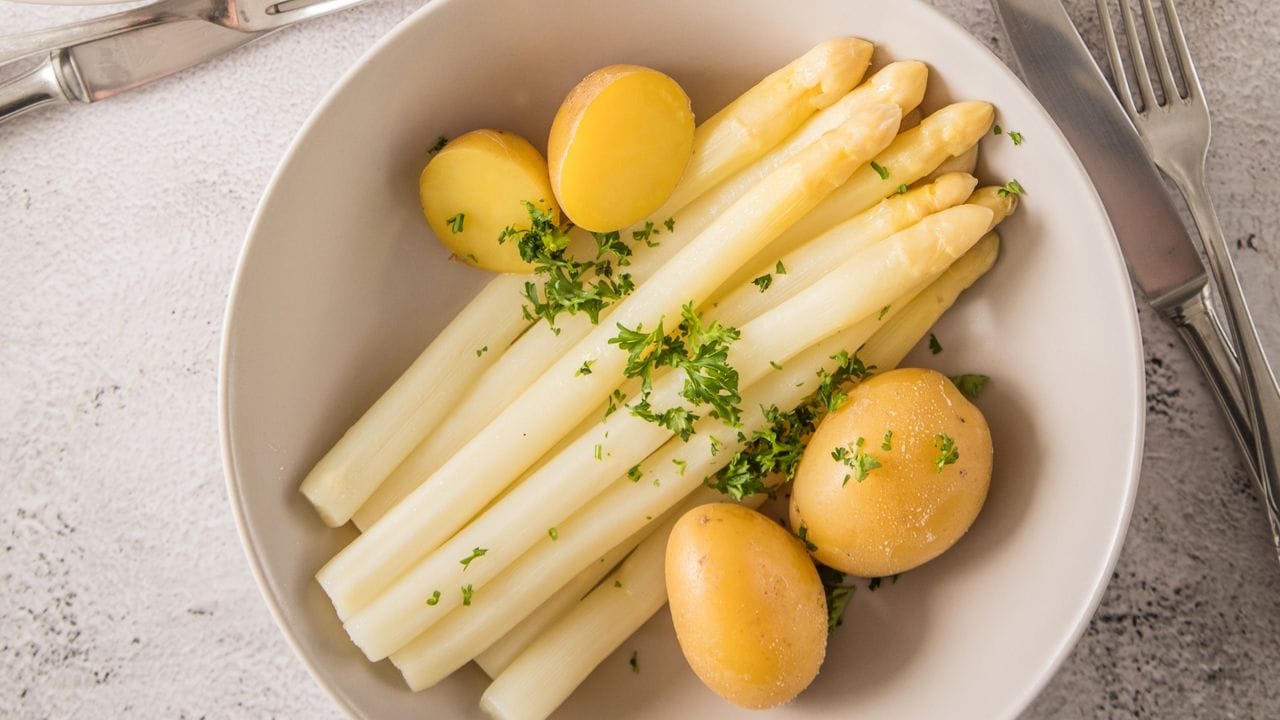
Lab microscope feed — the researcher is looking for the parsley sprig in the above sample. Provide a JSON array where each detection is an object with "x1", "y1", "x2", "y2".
[
  {"x1": 818, "y1": 564, "x2": 855, "y2": 632},
  {"x1": 501, "y1": 202, "x2": 636, "y2": 332}
]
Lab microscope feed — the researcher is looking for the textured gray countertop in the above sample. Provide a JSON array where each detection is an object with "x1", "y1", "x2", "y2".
[{"x1": 2, "y1": 0, "x2": 1278, "y2": 717}]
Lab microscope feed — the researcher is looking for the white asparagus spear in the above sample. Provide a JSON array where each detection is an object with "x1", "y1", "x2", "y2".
[
  {"x1": 924, "y1": 143, "x2": 979, "y2": 183},
  {"x1": 718, "y1": 100, "x2": 994, "y2": 295},
  {"x1": 339, "y1": 204, "x2": 990, "y2": 660},
  {"x1": 301, "y1": 40, "x2": 876, "y2": 528},
  {"x1": 391, "y1": 487, "x2": 719, "y2": 689},
  {"x1": 352, "y1": 61, "x2": 929, "y2": 530},
  {"x1": 478, "y1": 232, "x2": 1003, "y2": 720},
  {"x1": 709, "y1": 172, "x2": 978, "y2": 327},
  {"x1": 319, "y1": 104, "x2": 903, "y2": 618}
]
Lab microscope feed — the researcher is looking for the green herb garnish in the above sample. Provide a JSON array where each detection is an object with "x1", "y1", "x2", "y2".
[
  {"x1": 928, "y1": 333, "x2": 943, "y2": 354},
  {"x1": 632, "y1": 221, "x2": 661, "y2": 247},
  {"x1": 629, "y1": 650, "x2": 639, "y2": 673},
  {"x1": 870, "y1": 160, "x2": 890, "y2": 179},
  {"x1": 1008, "y1": 130, "x2": 1025, "y2": 146},
  {"x1": 425, "y1": 590, "x2": 441, "y2": 606},
  {"x1": 933, "y1": 433, "x2": 959, "y2": 472},
  {"x1": 627, "y1": 465, "x2": 643, "y2": 482},
  {"x1": 426, "y1": 135, "x2": 448, "y2": 156},
  {"x1": 950, "y1": 374, "x2": 990, "y2": 399},
  {"x1": 752, "y1": 274, "x2": 773, "y2": 292},
  {"x1": 461, "y1": 584, "x2": 474, "y2": 606},
  {"x1": 878, "y1": 304, "x2": 891, "y2": 320},
  {"x1": 882, "y1": 430, "x2": 893, "y2": 452},
  {"x1": 576, "y1": 359, "x2": 595, "y2": 376},
  {"x1": 997, "y1": 179, "x2": 1025, "y2": 198},
  {"x1": 459, "y1": 547, "x2": 488, "y2": 570},
  {"x1": 446, "y1": 213, "x2": 465, "y2": 233},
  {"x1": 672, "y1": 458, "x2": 687, "y2": 475},
  {"x1": 896, "y1": 183, "x2": 909, "y2": 194},
  {"x1": 475, "y1": 345, "x2": 488, "y2": 358},
  {"x1": 548, "y1": 527, "x2": 558, "y2": 540},
  {"x1": 796, "y1": 524, "x2": 818, "y2": 552},
  {"x1": 775, "y1": 260, "x2": 788, "y2": 275},
  {"x1": 663, "y1": 217, "x2": 676, "y2": 232},
  {"x1": 832, "y1": 437, "x2": 881, "y2": 485}
]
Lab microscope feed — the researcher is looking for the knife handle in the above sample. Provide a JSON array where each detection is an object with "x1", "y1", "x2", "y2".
[
  {"x1": 0, "y1": 56, "x2": 69, "y2": 124},
  {"x1": 0, "y1": 5, "x2": 177, "y2": 68},
  {"x1": 1169, "y1": 288, "x2": 1259, "y2": 481}
]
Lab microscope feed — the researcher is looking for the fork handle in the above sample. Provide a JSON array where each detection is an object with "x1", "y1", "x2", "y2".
[
  {"x1": 1175, "y1": 164, "x2": 1280, "y2": 549},
  {"x1": 0, "y1": 0, "x2": 189, "y2": 67},
  {"x1": 0, "y1": 56, "x2": 69, "y2": 124}
]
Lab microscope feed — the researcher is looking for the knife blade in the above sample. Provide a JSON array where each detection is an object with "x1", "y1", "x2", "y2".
[
  {"x1": 0, "y1": 18, "x2": 268, "y2": 124},
  {"x1": 991, "y1": 0, "x2": 1261, "y2": 487}
]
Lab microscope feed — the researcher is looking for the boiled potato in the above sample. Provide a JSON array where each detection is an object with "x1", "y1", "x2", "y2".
[
  {"x1": 665, "y1": 503, "x2": 827, "y2": 710},
  {"x1": 418, "y1": 129, "x2": 558, "y2": 273},
  {"x1": 548, "y1": 65, "x2": 694, "y2": 232},
  {"x1": 790, "y1": 368, "x2": 992, "y2": 577}
]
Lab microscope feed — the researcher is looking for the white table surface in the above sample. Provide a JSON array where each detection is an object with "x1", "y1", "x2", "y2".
[{"x1": 2, "y1": 0, "x2": 1279, "y2": 717}]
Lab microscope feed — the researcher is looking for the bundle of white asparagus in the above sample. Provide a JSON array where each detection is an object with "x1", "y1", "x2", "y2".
[{"x1": 297, "y1": 38, "x2": 1013, "y2": 720}]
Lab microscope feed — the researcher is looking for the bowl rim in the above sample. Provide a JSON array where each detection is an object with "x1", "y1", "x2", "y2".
[{"x1": 217, "y1": 0, "x2": 1147, "y2": 716}]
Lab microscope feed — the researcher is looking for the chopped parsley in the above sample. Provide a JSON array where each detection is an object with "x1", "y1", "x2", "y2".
[
  {"x1": 775, "y1": 260, "x2": 788, "y2": 275},
  {"x1": 459, "y1": 547, "x2": 488, "y2": 570},
  {"x1": 672, "y1": 458, "x2": 687, "y2": 475},
  {"x1": 446, "y1": 213, "x2": 465, "y2": 233},
  {"x1": 576, "y1": 359, "x2": 595, "y2": 376},
  {"x1": 708, "y1": 435, "x2": 722, "y2": 455},
  {"x1": 796, "y1": 523, "x2": 818, "y2": 552},
  {"x1": 928, "y1": 333, "x2": 943, "y2": 354},
  {"x1": 878, "y1": 304, "x2": 891, "y2": 320},
  {"x1": 627, "y1": 464, "x2": 643, "y2": 483},
  {"x1": 997, "y1": 179, "x2": 1025, "y2": 198},
  {"x1": 1008, "y1": 130, "x2": 1025, "y2": 146},
  {"x1": 752, "y1": 274, "x2": 773, "y2": 292},
  {"x1": 594, "y1": 444, "x2": 603, "y2": 460},
  {"x1": 881, "y1": 430, "x2": 893, "y2": 452},
  {"x1": 461, "y1": 584, "x2": 474, "y2": 606},
  {"x1": 475, "y1": 345, "x2": 488, "y2": 358},
  {"x1": 503, "y1": 202, "x2": 636, "y2": 331},
  {"x1": 632, "y1": 221, "x2": 661, "y2": 248},
  {"x1": 614, "y1": 579, "x2": 623, "y2": 588},
  {"x1": 832, "y1": 437, "x2": 881, "y2": 485},
  {"x1": 818, "y1": 565, "x2": 854, "y2": 632},
  {"x1": 950, "y1": 374, "x2": 990, "y2": 399},
  {"x1": 425, "y1": 135, "x2": 448, "y2": 156},
  {"x1": 868, "y1": 577, "x2": 883, "y2": 592},
  {"x1": 663, "y1": 217, "x2": 676, "y2": 232},
  {"x1": 704, "y1": 350, "x2": 874, "y2": 500},
  {"x1": 548, "y1": 527, "x2": 559, "y2": 541},
  {"x1": 993, "y1": 124, "x2": 1003, "y2": 135},
  {"x1": 870, "y1": 160, "x2": 890, "y2": 179},
  {"x1": 769, "y1": 360, "x2": 783, "y2": 371},
  {"x1": 896, "y1": 183, "x2": 909, "y2": 194},
  {"x1": 933, "y1": 433, "x2": 959, "y2": 472},
  {"x1": 425, "y1": 590, "x2": 441, "y2": 606},
  {"x1": 629, "y1": 650, "x2": 639, "y2": 673}
]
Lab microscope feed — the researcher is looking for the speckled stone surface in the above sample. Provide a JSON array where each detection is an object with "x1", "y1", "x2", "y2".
[{"x1": 1, "y1": 1, "x2": 1278, "y2": 717}]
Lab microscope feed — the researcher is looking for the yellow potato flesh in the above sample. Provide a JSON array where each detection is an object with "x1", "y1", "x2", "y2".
[
  {"x1": 419, "y1": 130, "x2": 558, "y2": 273},
  {"x1": 665, "y1": 503, "x2": 827, "y2": 710},
  {"x1": 790, "y1": 368, "x2": 993, "y2": 578},
  {"x1": 548, "y1": 65, "x2": 694, "y2": 232}
]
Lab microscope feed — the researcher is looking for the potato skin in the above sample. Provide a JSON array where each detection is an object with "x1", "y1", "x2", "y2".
[
  {"x1": 548, "y1": 65, "x2": 694, "y2": 232},
  {"x1": 418, "y1": 129, "x2": 557, "y2": 273},
  {"x1": 790, "y1": 368, "x2": 992, "y2": 577},
  {"x1": 665, "y1": 503, "x2": 827, "y2": 710}
]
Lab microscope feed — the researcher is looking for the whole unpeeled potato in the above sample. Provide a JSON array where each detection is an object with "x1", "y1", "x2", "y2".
[
  {"x1": 665, "y1": 503, "x2": 827, "y2": 710},
  {"x1": 791, "y1": 367, "x2": 993, "y2": 578}
]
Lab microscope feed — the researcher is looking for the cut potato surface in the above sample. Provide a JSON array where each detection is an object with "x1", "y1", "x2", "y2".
[
  {"x1": 790, "y1": 367, "x2": 992, "y2": 577},
  {"x1": 419, "y1": 130, "x2": 558, "y2": 273},
  {"x1": 548, "y1": 65, "x2": 695, "y2": 232},
  {"x1": 666, "y1": 503, "x2": 827, "y2": 710}
]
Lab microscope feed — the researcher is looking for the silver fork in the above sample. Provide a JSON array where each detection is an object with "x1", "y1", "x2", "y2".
[
  {"x1": 1098, "y1": 0, "x2": 1280, "y2": 544},
  {"x1": 0, "y1": 0, "x2": 367, "y2": 67}
]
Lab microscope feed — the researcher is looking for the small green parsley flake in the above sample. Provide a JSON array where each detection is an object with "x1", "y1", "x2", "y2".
[
  {"x1": 775, "y1": 260, "x2": 788, "y2": 275},
  {"x1": 870, "y1": 160, "x2": 890, "y2": 179},
  {"x1": 933, "y1": 433, "x2": 959, "y2": 473},
  {"x1": 475, "y1": 345, "x2": 488, "y2": 358},
  {"x1": 632, "y1": 221, "x2": 661, "y2": 247},
  {"x1": 708, "y1": 435, "x2": 722, "y2": 455},
  {"x1": 868, "y1": 577, "x2": 883, "y2": 591},
  {"x1": 548, "y1": 527, "x2": 558, "y2": 541},
  {"x1": 672, "y1": 458, "x2": 687, "y2": 475},
  {"x1": 459, "y1": 547, "x2": 488, "y2": 570},
  {"x1": 796, "y1": 524, "x2": 818, "y2": 552},
  {"x1": 576, "y1": 359, "x2": 594, "y2": 376},
  {"x1": 1008, "y1": 130, "x2": 1025, "y2": 146},
  {"x1": 752, "y1": 274, "x2": 773, "y2": 292},
  {"x1": 832, "y1": 437, "x2": 881, "y2": 485},
  {"x1": 425, "y1": 590, "x2": 441, "y2": 606},
  {"x1": 446, "y1": 213, "x2": 465, "y2": 233},
  {"x1": 594, "y1": 444, "x2": 603, "y2": 460},
  {"x1": 769, "y1": 360, "x2": 783, "y2": 371},
  {"x1": 882, "y1": 430, "x2": 893, "y2": 452},
  {"x1": 997, "y1": 179, "x2": 1025, "y2": 198},
  {"x1": 928, "y1": 333, "x2": 943, "y2": 354},
  {"x1": 993, "y1": 124, "x2": 1003, "y2": 135},
  {"x1": 878, "y1": 304, "x2": 891, "y2": 320},
  {"x1": 664, "y1": 217, "x2": 676, "y2": 232},
  {"x1": 614, "y1": 579, "x2": 623, "y2": 589},
  {"x1": 627, "y1": 464, "x2": 643, "y2": 482},
  {"x1": 629, "y1": 650, "x2": 639, "y2": 673},
  {"x1": 461, "y1": 584, "x2": 474, "y2": 606},
  {"x1": 426, "y1": 135, "x2": 448, "y2": 155},
  {"x1": 950, "y1": 374, "x2": 990, "y2": 399},
  {"x1": 896, "y1": 183, "x2": 909, "y2": 194}
]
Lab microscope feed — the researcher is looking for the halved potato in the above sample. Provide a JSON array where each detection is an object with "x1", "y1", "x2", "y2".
[
  {"x1": 548, "y1": 65, "x2": 695, "y2": 232},
  {"x1": 419, "y1": 130, "x2": 558, "y2": 273}
]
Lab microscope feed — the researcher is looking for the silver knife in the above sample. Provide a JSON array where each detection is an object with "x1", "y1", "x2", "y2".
[
  {"x1": 991, "y1": 2, "x2": 1272, "y2": 506},
  {"x1": 0, "y1": 18, "x2": 268, "y2": 124}
]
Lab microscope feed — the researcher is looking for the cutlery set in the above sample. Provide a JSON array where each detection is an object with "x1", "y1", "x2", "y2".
[{"x1": 5, "y1": 0, "x2": 1279, "y2": 562}]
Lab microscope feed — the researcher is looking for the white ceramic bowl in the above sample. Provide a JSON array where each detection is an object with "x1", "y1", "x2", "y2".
[{"x1": 220, "y1": 0, "x2": 1145, "y2": 717}]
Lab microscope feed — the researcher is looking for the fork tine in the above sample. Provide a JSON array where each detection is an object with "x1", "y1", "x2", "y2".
[
  {"x1": 1139, "y1": 0, "x2": 1181, "y2": 102},
  {"x1": 1096, "y1": 0, "x2": 1140, "y2": 117},
  {"x1": 1161, "y1": 0, "x2": 1205, "y2": 100},
  {"x1": 1117, "y1": 0, "x2": 1159, "y2": 111}
]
